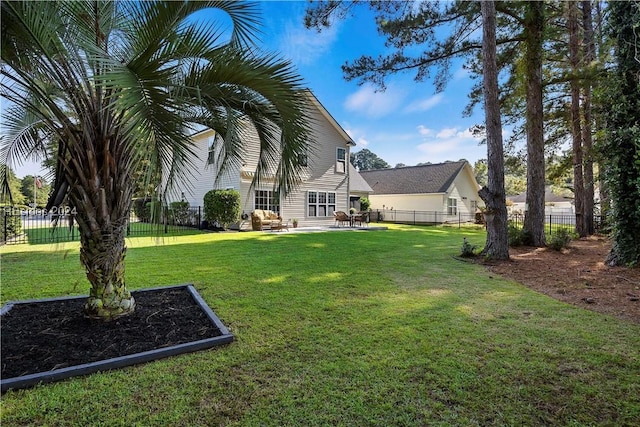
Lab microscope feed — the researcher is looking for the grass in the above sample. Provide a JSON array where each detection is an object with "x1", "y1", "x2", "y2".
[
  {"x1": 1, "y1": 225, "x2": 639, "y2": 426},
  {"x1": 18, "y1": 222, "x2": 204, "y2": 245}
]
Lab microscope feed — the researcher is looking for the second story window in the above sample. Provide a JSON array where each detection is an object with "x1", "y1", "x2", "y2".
[
  {"x1": 207, "y1": 136, "x2": 216, "y2": 165},
  {"x1": 336, "y1": 147, "x2": 346, "y2": 173}
]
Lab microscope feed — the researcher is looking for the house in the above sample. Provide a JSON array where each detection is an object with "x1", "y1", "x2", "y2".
[
  {"x1": 358, "y1": 161, "x2": 482, "y2": 222},
  {"x1": 507, "y1": 186, "x2": 575, "y2": 215},
  {"x1": 167, "y1": 90, "x2": 371, "y2": 228}
]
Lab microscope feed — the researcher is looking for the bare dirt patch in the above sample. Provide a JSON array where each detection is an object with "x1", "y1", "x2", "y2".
[{"x1": 485, "y1": 236, "x2": 640, "y2": 324}]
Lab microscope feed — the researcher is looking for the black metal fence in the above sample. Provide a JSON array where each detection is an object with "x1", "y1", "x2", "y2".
[
  {"x1": 1, "y1": 206, "x2": 204, "y2": 245},
  {"x1": 371, "y1": 209, "x2": 606, "y2": 235},
  {"x1": 371, "y1": 209, "x2": 480, "y2": 227}
]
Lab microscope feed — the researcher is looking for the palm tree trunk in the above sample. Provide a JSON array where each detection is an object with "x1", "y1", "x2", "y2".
[{"x1": 81, "y1": 222, "x2": 135, "y2": 319}]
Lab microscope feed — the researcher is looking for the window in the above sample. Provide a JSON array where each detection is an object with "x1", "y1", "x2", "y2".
[
  {"x1": 336, "y1": 147, "x2": 346, "y2": 173},
  {"x1": 298, "y1": 152, "x2": 308, "y2": 167},
  {"x1": 447, "y1": 198, "x2": 458, "y2": 216},
  {"x1": 207, "y1": 136, "x2": 216, "y2": 165},
  {"x1": 255, "y1": 190, "x2": 279, "y2": 213},
  {"x1": 307, "y1": 191, "x2": 336, "y2": 217},
  {"x1": 470, "y1": 200, "x2": 478, "y2": 212}
]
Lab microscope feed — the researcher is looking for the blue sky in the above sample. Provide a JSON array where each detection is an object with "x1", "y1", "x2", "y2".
[
  {"x1": 13, "y1": 0, "x2": 488, "y2": 179},
  {"x1": 257, "y1": 1, "x2": 488, "y2": 168}
]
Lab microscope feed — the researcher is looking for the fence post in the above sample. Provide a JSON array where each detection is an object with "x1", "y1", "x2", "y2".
[
  {"x1": 414, "y1": 210, "x2": 416, "y2": 225},
  {"x1": 3, "y1": 209, "x2": 7, "y2": 242},
  {"x1": 198, "y1": 206, "x2": 202, "y2": 229},
  {"x1": 458, "y1": 212, "x2": 461, "y2": 228},
  {"x1": 549, "y1": 215, "x2": 552, "y2": 235},
  {"x1": 164, "y1": 207, "x2": 168, "y2": 234}
]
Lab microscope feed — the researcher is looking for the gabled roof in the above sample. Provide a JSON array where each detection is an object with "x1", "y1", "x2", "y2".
[
  {"x1": 349, "y1": 163, "x2": 373, "y2": 193},
  {"x1": 359, "y1": 161, "x2": 469, "y2": 195},
  {"x1": 189, "y1": 89, "x2": 356, "y2": 147},
  {"x1": 508, "y1": 186, "x2": 573, "y2": 204}
]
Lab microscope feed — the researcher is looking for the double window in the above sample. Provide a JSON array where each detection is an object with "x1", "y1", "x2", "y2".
[
  {"x1": 447, "y1": 198, "x2": 458, "y2": 216},
  {"x1": 308, "y1": 191, "x2": 336, "y2": 217},
  {"x1": 255, "y1": 190, "x2": 279, "y2": 213}
]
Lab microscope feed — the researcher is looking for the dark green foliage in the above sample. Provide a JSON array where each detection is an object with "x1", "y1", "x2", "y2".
[
  {"x1": 132, "y1": 197, "x2": 162, "y2": 223},
  {"x1": 548, "y1": 228, "x2": 574, "y2": 251},
  {"x1": 168, "y1": 201, "x2": 191, "y2": 226},
  {"x1": 1, "y1": 207, "x2": 22, "y2": 242},
  {"x1": 599, "y1": 0, "x2": 640, "y2": 266},
  {"x1": 507, "y1": 223, "x2": 532, "y2": 247},
  {"x1": 350, "y1": 149, "x2": 390, "y2": 171},
  {"x1": 460, "y1": 237, "x2": 477, "y2": 257},
  {"x1": 359, "y1": 197, "x2": 370, "y2": 211},
  {"x1": 203, "y1": 190, "x2": 240, "y2": 230}
]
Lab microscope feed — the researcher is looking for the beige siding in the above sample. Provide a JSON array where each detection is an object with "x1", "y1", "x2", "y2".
[
  {"x1": 447, "y1": 164, "x2": 482, "y2": 216},
  {"x1": 368, "y1": 194, "x2": 444, "y2": 212},
  {"x1": 169, "y1": 129, "x2": 241, "y2": 207},
  {"x1": 368, "y1": 164, "x2": 482, "y2": 222},
  {"x1": 169, "y1": 91, "x2": 359, "y2": 228},
  {"x1": 278, "y1": 106, "x2": 352, "y2": 227}
]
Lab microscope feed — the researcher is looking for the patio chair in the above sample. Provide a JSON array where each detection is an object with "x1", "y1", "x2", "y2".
[
  {"x1": 352, "y1": 211, "x2": 368, "y2": 227},
  {"x1": 333, "y1": 211, "x2": 351, "y2": 227}
]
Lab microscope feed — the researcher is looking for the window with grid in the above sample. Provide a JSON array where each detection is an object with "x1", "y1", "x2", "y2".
[
  {"x1": 336, "y1": 147, "x2": 346, "y2": 173},
  {"x1": 307, "y1": 191, "x2": 336, "y2": 217},
  {"x1": 447, "y1": 198, "x2": 458, "y2": 215},
  {"x1": 255, "y1": 190, "x2": 279, "y2": 212},
  {"x1": 207, "y1": 136, "x2": 216, "y2": 165}
]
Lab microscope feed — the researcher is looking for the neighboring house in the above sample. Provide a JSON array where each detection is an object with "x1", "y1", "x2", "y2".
[
  {"x1": 507, "y1": 186, "x2": 575, "y2": 215},
  {"x1": 358, "y1": 161, "x2": 482, "y2": 221},
  {"x1": 348, "y1": 163, "x2": 373, "y2": 211},
  {"x1": 167, "y1": 90, "x2": 371, "y2": 228}
]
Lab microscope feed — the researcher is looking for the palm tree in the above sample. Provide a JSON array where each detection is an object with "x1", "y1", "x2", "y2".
[{"x1": 1, "y1": 1, "x2": 311, "y2": 320}]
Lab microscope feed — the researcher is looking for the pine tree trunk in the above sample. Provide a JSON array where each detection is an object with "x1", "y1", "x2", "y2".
[
  {"x1": 569, "y1": 1, "x2": 586, "y2": 237},
  {"x1": 522, "y1": 1, "x2": 546, "y2": 247},
  {"x1": 581, "y1": 0, "x2": 596, "y2": 235},
  {"x1": 479, "y1": 0, "x2": 509, "y2": 260}
]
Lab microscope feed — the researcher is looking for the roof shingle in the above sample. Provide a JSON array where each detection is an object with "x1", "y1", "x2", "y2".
[{"x1": 359, "y1": 161, "x2": 468, "y2": 195}]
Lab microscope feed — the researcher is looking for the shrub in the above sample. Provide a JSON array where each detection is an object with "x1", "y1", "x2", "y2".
[
  {"x1": 460, "y1": 237, "x2": 477, "y2": 257},
  {"x1": 203, "y1": 190, "x2": 240, "y2": 230},
  {"x1": 359, "y1": 197, "x2": 371, "y2": 211},
  {"x1": 549, "y1": 228, "x2": 574, "y2": 251},
  {"x1": 1, "y1": 207, "x2": 22, "y2": 242},
  {"x1": 169, "y1": 201, "x2": 191, "y2": 226},
  {"x1": 507, "y1": 223, "x2": 532, "y2": 247},
  {"x1": 132, "y1": 197, "x2": 161, "y2": 222}
]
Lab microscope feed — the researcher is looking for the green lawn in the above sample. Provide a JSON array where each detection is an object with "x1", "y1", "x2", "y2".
[
  {"x1": 1, "y1": 225, "x2": 639, "y2": 426},
  {"x1": 21, "y1": 221, "x2": 203, "y2": 245}
]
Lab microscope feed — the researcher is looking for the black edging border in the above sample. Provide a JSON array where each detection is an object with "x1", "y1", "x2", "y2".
[{"x1": 0, "y1": 284, "x2": 234, "y2": 393}]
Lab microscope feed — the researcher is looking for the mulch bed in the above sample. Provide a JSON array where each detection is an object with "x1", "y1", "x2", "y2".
[
  {"x1": 1, "y1": 287, "x2": 223, "y2": 380},
  {"x1": 485, "y1": 236, "x2": 640, "y2": 324}
]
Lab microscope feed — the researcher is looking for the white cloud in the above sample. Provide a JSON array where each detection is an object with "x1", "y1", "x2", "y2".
[
  {"x1": 344, "y1": 126, "x2": 370, "y2": 148},
  {"x1": 417, "y1": 125, "x2": 434, "y2": 137},
  {"x1": 404, "y1": 94, "x2": 444, "y2": 113},
  {"x1": 453, "y1": 66, "x2": 470, "y2": 81},
  {"x1": 277, "y1": 18, "x2": 340, "y2": 65},
  {"x1": 436, "y1": 127, "x2": 458, "y2": 138},
  {"x1": 416, "y1": 126, "x2": 484, "y2": 163},
  {"x1": 344, "y1": 85, "x2": 405, "y2": 118}
]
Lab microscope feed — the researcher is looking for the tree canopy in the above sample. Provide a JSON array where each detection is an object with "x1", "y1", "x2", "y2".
[
  {"x1": 350, "y1": 148, "x2": 391, "y2": 171},
  {"x1": 1, "y1": 0, "x2": 312, "y2": 319}
]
